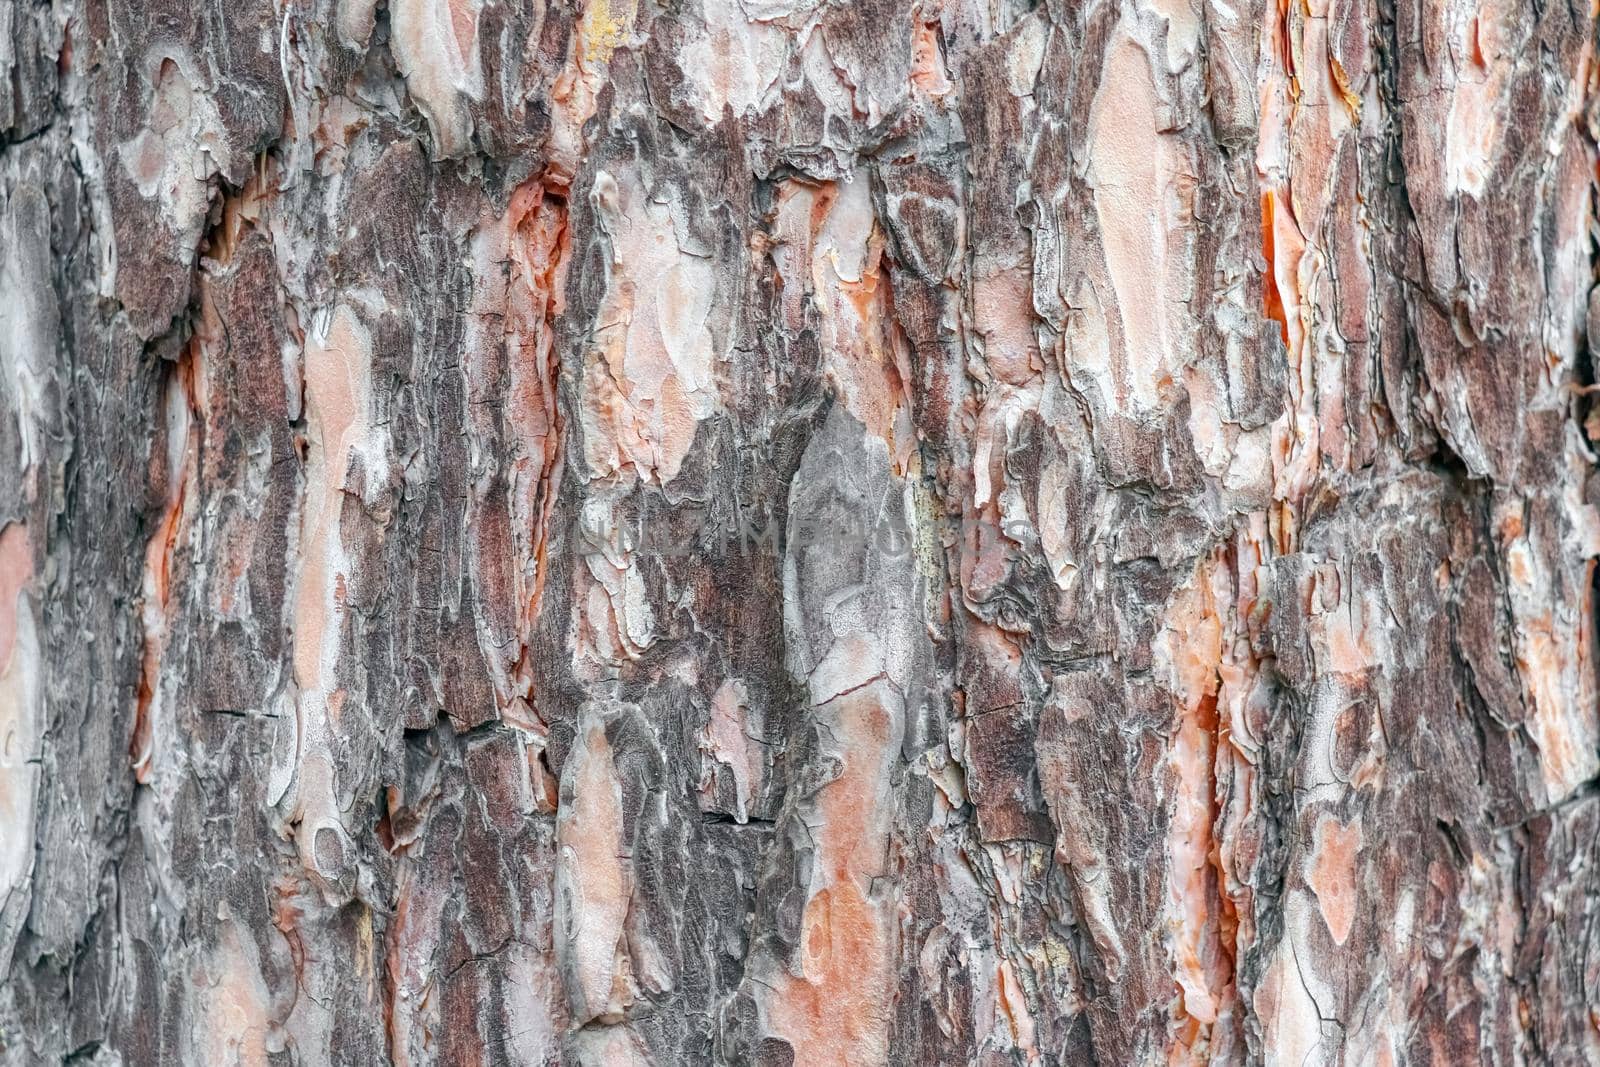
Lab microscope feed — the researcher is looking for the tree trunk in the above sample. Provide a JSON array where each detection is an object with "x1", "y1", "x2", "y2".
[{"x1": 3, "y1": 0, "x2": 1599, "y2": 1062}]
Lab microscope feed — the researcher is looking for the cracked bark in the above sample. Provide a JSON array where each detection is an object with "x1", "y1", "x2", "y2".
[{"x1": 3, "y1": 0, "x2": 1600, "y2": 1063}]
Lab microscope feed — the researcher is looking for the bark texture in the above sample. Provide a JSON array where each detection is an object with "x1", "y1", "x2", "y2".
[{"x1": 3, "y1": 0, "x2": 1600, "y2": 1062}]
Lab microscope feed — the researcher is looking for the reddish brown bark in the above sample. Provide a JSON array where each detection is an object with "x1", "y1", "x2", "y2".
[{"x1": 3, "y1": 0, "x2": 1600, "y2": 1063}]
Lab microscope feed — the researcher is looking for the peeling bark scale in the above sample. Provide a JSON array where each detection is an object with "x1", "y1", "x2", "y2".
[{"x1": 3, "y1": 0, "x2": 1600, "y2": 1062}]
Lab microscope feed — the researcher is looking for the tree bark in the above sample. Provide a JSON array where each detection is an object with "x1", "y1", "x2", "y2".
[{"x1": 3, "y1": 0, "x2": 1599, "y2": 1062}]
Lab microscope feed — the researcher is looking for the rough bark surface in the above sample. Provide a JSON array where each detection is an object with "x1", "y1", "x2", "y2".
[{"x1": 3, "y1": 0, "x2": 1600, "y2": 1062}]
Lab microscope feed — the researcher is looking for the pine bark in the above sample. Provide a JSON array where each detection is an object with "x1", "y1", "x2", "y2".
[{"x1": 3, "y1": 0, "x2": 1599, "y2": 1062}]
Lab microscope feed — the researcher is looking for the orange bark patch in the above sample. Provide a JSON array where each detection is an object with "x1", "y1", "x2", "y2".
[
  {"x1": 580, "y1": 168, "x2": 717, "y2": 486},
  {"x1": 292, "y1": 305, "x2": 374, "y2": 700},
  {"x1": 557, "y1": 718, "x2": 634, "y2": 1024},
  {"x1": 1160, "y1": 559, "x2": 1240, "y2": 1059},
  {"x1": 489, "y1": 177, "x2": 571, "y2": 710},
  {"x1": 1087, "y1": 24, "x2": 1191, "y2": 410},
  {"x1": 193, "y1": 919, "x2": 275, "y2": 1066},
  {"x1": 910, "y1": 23, "x2": 952, "y2": 98},
  {"x1": 764, "y1": 688, "x2": 898, "y2": 1064},
  {"x1": 697, "y1": 679, "x2": 761, "y2": 821},
  {"x1": 1306, "y1": 814, "x2": 1362, "y2": 946},
  {"x1": 1260, "y1": 192, "x2": 1290, "y2": 346},
  {"x1": 0, "y1": 523, "x2": 31, "y2": 669},
  {"x1": 388, "y1": 0, "x2": 484, "y2": 156},
  {"x1": 133, "y1": 350, "x2": 199, "y2": 780},
  {"x1": 1260, "y1": 188, "x2": 1308, "y2": 358}
]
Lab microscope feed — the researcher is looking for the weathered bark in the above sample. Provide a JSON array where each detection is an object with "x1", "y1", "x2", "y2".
[{"x1": 3, "y1": 0, "x2": 1600, "y2": 1061}]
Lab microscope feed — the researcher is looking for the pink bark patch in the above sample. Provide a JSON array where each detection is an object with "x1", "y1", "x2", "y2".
[
  {"x1": 1306, "y1": 814, "x2": 1362, "y2": 946},
  {"x1": 0, "y1": 523, "x2": 31, "y2": 669}
]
